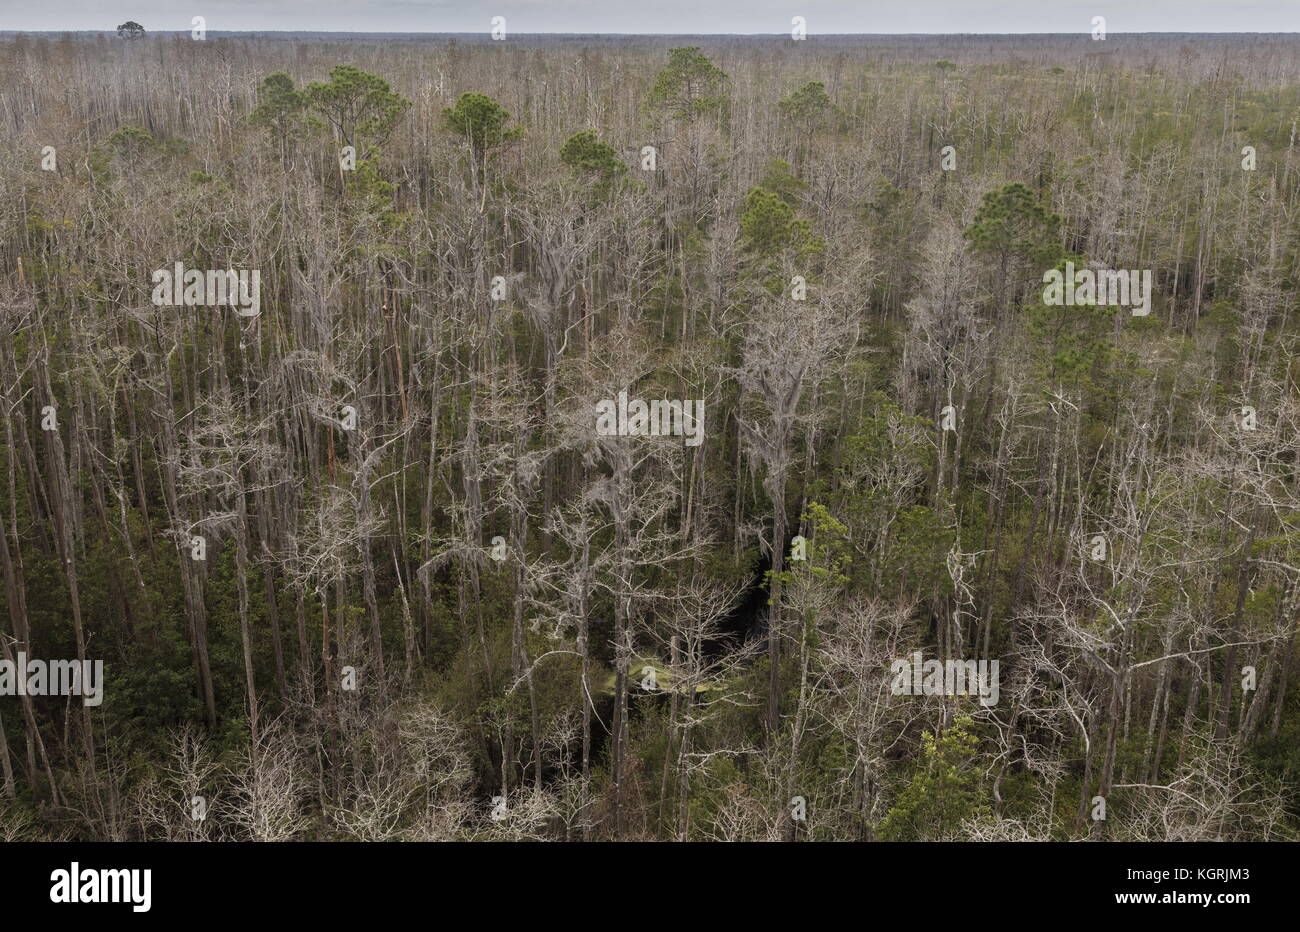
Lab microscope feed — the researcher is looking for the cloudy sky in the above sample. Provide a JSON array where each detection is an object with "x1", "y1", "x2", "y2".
[{"x1": 2, "y1": 0, "x2": 1298, "y2": 34}]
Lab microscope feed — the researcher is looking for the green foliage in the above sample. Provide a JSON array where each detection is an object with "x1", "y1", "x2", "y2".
[
  {"x1": 116, "y1": 21, "x2": 145, "y2": 39},
  {"x1": 964, "y1": 181, "x2": 1064, "y2": 268},
  {"x1": 1027, "y1": 256, "x2": 1118, "y2": 388},
  {"x1": 739, "y1": 186, "x2": 822, "y2": 261},
  {"x1": 832, "y1": 399, "x2": 935, "y2": 590},
  {"x1": 768, "y1": 503, "x2": 852, "y2": 622},
  {"x1": 883, "y1": 506, "x2": 953, "y2": 598},
  {"x1": 250, "y1": 72, "x2": 306, "y2": 136},
  {"x1": 304, "y1": 65, "x2": 411, "y2": 150},
  {"x1": 798, "y1": 503, "x2": 852, "y2": 585},
  {"x1": 443, "y1": 92, "x2": 523, "y2": 159},
  {"x1": 559, "y1": 129, "x2": 628, "y2": 199},
  {"x1": 877, "y1": 717, "x2": 989, "y2": 840},
  {"x1": 755, "y1": 158, "x2": 805, "y2": 206},
  {"x1": 106, "y1": 125, "x2": 155, "y2": 156},
  {"x1": 347, "y1": 158, "x2": 403, "y2": 224},
  {"x1": 559, "y1": 129, "x2": 625, "y2": 178},
  {"x1": 647, "y1": 47, "x2": 728, "y2": 120},
  {"x1": 778, "y1": 81, "x2": 833, "y2": 129}
]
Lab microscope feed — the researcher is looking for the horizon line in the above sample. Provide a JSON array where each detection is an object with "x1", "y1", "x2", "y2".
[{"x1": 5, "y1": 29, "x2": 1300, "y2": 37}]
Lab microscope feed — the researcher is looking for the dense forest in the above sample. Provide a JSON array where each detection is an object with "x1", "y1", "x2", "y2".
[{"x1": 0, "y1": 29, "x2": 1298, "y2": 841}]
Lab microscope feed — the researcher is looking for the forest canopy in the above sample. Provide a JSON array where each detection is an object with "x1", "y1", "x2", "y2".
[{"x1": 0, "y1": 31, "x2": 1298, "y2": 843}]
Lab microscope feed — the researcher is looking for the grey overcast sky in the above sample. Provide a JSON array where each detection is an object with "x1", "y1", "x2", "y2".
[{"x1": 2, "y1": 0, "x2": 1298, "y2": 34}]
